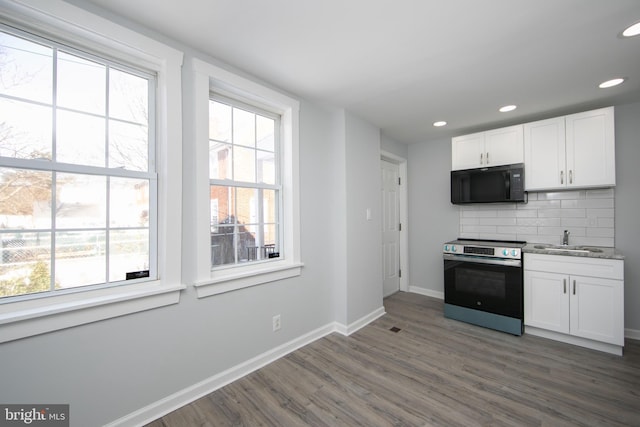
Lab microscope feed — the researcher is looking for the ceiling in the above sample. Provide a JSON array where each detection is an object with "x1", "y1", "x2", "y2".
[{"x1": 73, "y1": 0, "x2": 640, "y2": 144}]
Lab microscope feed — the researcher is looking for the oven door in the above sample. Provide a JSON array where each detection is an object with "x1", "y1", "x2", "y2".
[{"x1": 444, "y1": 254, "x2": 523, "y2": 319}]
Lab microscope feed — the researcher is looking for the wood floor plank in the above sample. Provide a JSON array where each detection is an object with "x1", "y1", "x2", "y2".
[{"x1": 146, "y1": 292, "x2": 640, "y2": 426}]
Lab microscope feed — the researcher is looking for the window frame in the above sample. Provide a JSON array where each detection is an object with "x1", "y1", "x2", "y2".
[
  {"x1": 0, "y1": 0, "x2": 185, "y2": 343},
  {"x1": 208, "y1": 94, "x2": 283, "y2": 269},
  {"x1": 0, "y1": 23, "x2": 158, "y2": 296},
  {"x1": 186, "y1": 58, "x2": 302, "y2": 298}
]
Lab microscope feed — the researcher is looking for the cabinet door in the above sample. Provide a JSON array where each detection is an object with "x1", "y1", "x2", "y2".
[
  {"x1": 565, "y1": 107, "x2": 615, "y2": 188},
  {"x1": 484, "y1": 125, "x2": 524, "y2": 167},
  {"x1": 452, "y1": 132, "x2": 485, "y2": 170},
  {"x1": 570, "y1": 275, "x2": 624, "y2": 346},
  {"x1": 523, "y1": 117, "x2": 566, "y2": 190},
  {"x1": 524, "y1": 270, "x2": 569, "y2": 334}
]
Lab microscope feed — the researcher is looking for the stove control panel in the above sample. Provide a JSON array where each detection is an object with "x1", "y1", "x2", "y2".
[{"x1": 443, "y1": 242, "x2": 522, "y2": 259}]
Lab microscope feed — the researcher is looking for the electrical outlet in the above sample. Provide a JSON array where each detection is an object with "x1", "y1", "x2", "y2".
[{"x1": 272, "y1": 314, "x2": 281, "y2": 331}]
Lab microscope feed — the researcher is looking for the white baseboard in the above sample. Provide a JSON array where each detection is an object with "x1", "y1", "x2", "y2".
[
  {"x1": 625, "y1": 328, "x2": 640, "y2": 341},
  {"x1": 333, "y1": 306, "x2": 386, "y2": 336},
  {"x1": 525, "y1": 326, "x2": 623, "y2": 356},
  {"x1": 409, "y1": 286, "x2": 444, "y2": 300},
  {"x1": 106, "y1": 306, "x2": 386, "y2": 427}
]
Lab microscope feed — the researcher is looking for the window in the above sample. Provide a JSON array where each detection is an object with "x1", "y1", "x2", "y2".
[
  {"x1": 0, "y1": 26, "x2": 156, "y2": 300},
  {"x1": 186, "y1": 59, "x2": 302, "y2": 298},
  {"x1": 209, "y1": 97, "x2": 280, "y2": 267},
  {"x1": 0, "y1": 0, "x2": 183, "y2": 343}
]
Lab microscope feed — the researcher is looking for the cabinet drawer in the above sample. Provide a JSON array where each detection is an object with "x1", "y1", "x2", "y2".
[{"x1": 524, "y1": 253, "x2": 623, "y2": 280}]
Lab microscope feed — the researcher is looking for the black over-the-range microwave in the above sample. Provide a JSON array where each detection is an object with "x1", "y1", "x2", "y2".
[{"x1": 451, "y1": 163, "x2": 526, "y2": 204}]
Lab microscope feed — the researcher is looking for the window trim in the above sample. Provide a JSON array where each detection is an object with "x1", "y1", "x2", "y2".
[
  {"x1": 0, "y1": 0, "x2": 185, "y2": 343},
  {"x1": 186, "y1": 58, "x2": 302, "y2": 298}
]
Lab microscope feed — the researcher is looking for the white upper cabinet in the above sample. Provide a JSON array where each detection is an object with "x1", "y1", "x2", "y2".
[
  {"x1": 565, "y1": 107, "x2": 616, "y2": 188},
  {"x1": 523, "y1": 117, "x2": 566, "y2": 190},
  {"x1": 451, "y1": 132, "x2": 484, "y2": 170},
  {"x1": 524, "y1": 107, "x2": 615, "y2": 191},
  {"x1": 451, "y1": 125, "x2": 523, "y2": 170}
]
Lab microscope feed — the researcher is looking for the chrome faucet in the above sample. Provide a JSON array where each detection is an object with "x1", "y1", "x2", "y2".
[{"x1": 562, "y1": 230, "x2": 570, "y2": 246}]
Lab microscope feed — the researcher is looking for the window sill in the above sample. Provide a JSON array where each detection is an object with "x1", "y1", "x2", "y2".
[
  {"x1": 193, "y1": 261, "x2": 304, "y2": 298},
  {"x1": 0, "y1": 282, "x2": 186, "y2": 343}
]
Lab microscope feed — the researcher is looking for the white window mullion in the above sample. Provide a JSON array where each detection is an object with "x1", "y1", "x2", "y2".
[
  {"x1": 257, "y1": 189, "x2": 264, "y2": 259},
  {"x1": 50, "y1": 46, "x2": 58, "y2": 293},
  {"x1": 105, "y1": 66, "x2": 111, "y2": 167},
  {"x1": 105, "y1": 176, "x2": 111, "y2": 284},
  {"x1": 104, "y1": 66, "x2": 111, "y2": 284},
  {"x1": 50, "y1": 172, "x2": 57, "y2": 292},
  {"x1": 147, "y1": 65, "x2": 156, "y2": 174},
  {"x1": 148, "y1": 176, "x2": 158, "y2": 279}
]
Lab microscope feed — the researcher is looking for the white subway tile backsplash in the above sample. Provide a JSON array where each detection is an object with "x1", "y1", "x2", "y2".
[
  {"x1": 561, "y1": 217, "x2": 589, "y2": 227},
  {"x1": 561, "y1": 198, "x2": 614, "y2": 209},
  {"x1": 586, "y1": 188, "x2": 615, "y2": 198},
  {"x1": 516, "y1": 218, "x2": 538, "y2": 226},
  {"x1": 457, "y1": 189, "x2": 616, "y2": 246},
  {"x1": 587, "y1": 227, "x2": 615, "y2": 238},
  {"x1": 514, "y1": 209, "x2": 537, "y2": 218},
  {"x1": 461, "y1": 224, "x2": 498, "y2": 233},
  {"x1": 537, "y1": 191, "x2": 583, "y2": 200},
  {"x1": 519, "y1": 199, "x2": 562, "y2": 210},
  {"x1": 598, "y1": 217, "x2": 615, "y2": 227},
  {"x1": 539, "y1": 218, "x2": 563, "y2": 227},
  {"x1": 497, "y1": 210, "x2": 518, "y2": 218},
  {"x1": 461, "y1": 210, "x2": 498, "y2": 218},
  {"x1": 499, "y1": 225, "x2": 537, "y2": 235},
  {"x1": 559, "y1": 209, "x2": 587, "y2": 218},
  {"x1": 537, "y1": 226, "x2": 570, "y2": 236},
  {"x1": 587, "y1": 208, "x2": 614, "y2": 218},
  {"x1": 460, "y1": 217, "x2": 481, "y2": 225},
  {"x1": 486, "y1": 217, "x2": 517, "y2": 226}
]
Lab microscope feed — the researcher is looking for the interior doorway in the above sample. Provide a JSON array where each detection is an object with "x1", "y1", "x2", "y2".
[{"x1": 381, "y1": 152, "x2": 408, "y2": 296}]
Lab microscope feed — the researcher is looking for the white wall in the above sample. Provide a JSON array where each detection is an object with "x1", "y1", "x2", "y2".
[
  {"x1": 407, "y1": 138, "x2": 458, "y2": 296},
  {"x1": 614, "y1": 101, "x2": 640, "y2": 334},
  {"x1": 381, "y1": 135, "x2": 408, "y2": 159},
  {"x1": 345, "y1": 112, "x2": 384, "y2": 325}
]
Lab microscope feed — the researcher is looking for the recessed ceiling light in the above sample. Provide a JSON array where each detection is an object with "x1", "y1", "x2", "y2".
[
  {"x1": 433, "y1": 121, "x2": 447, "y2": 127},
  {"x1": 499, "y1": 105, "x2": 517, "y2": 113},
  {"x1": 599, "y1": 78, "x2": 625, "y2": 89},
  {"x1": 622, "y1": 21, "x2": 640, "y2": 37}
]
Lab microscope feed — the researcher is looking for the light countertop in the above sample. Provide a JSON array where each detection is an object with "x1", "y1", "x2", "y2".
[{"x1": 523, "y1": 244, "x2": 624, "y2": 260}]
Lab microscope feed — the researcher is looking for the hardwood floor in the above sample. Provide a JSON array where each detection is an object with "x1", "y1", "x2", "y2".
[{"x1": 147, "y1": 292, "x2": 640, "y2": 426}]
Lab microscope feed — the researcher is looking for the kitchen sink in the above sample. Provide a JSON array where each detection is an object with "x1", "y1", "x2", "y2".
[{"x1": 532, "y1": 244, "x2": 604, "y2": 253}]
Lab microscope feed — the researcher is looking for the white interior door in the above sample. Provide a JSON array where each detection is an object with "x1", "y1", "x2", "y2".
[{"x1": 381, "y1": 159, "x2": 400, "y2": 297}]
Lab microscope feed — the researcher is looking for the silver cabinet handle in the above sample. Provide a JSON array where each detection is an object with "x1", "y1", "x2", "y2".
[
  {"x1": 563, "y1": 278, "x2": 567, "y2": 294},
  {"x1": 569, "y1": 170, "x2": 573, "y2": 184},
  {"x1": 486, "y1": 152, "x2": 489, "y2": 164},
  {"x1": 480, "y1": 153, "x2": 483, "y2": 164},
  {"x1": 573, "y1": 279, "x2": 576, "y2": 295},
  {"x1": 560, "y1": 170, "x2": 564, "y2": 184}
]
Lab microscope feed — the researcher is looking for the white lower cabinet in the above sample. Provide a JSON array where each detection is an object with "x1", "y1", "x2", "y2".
[{"x1": 524, "y1": 253, "x2": 624, "y2": 355}]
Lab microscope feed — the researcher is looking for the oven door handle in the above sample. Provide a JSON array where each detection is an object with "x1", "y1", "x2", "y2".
[{"x1": 443, "y1": 253, "x2": 522, "y2": 267}]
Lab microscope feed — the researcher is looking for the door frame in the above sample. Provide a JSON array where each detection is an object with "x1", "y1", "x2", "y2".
[{"x1": 381, "y1": 150, "x2": 408, "y2": 292}]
